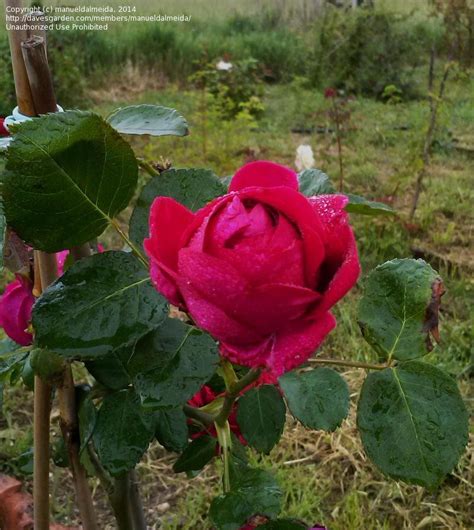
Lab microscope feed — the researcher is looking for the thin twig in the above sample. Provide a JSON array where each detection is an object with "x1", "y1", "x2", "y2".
[
  {"x1": 409, "y1": 56, "x2": 453, "y2": 221},
  {"x1": 309, "y1": 357, "x2": 388, "y2": 371},
  {"x1": 137, "y1": 158, "x2": 159, "y2": 177}
]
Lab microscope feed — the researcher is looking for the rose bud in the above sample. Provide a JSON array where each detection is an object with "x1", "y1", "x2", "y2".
[
  {"x1": 145, "y1": 161, "x2": 360, "y2": 382},
  {"x1": 0, "y1": 276, "x2": 35, "y2": 346}
]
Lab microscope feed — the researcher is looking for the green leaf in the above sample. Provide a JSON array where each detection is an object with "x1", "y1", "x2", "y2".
[
  {"x1": 236, "y1": 385, "x2": 286, "y2": 454},
  {"x1": 259, "y1": 521, "x2": 307, "y2": 530},
  {"x1": 210, "y1": 467, "x2": 282, "y2": 530},
  {"x1": 173, "y1": 435, "x2": 217, "y2": 473},
  {"x1": 93, "y1": 388, "x2": 155, "y2": 476},
  {"x1": 210, "y1": 492, "x2": 254, "y2": 530},
  {"x1": 357, "y1": 361, "x2": 468, "y2": 489},
  {"x1": 32, "y1": 251, "x2": 167, "y2": 359},
  {"x1": 345, "y1": 194, "x2": 395, "y2": 216},
  {"x1": 0, "y1": 338, "x2": 20, "y2": 355},
  {"x1": 0, "y1": 351, "x2": 29, "y2": 385},
  {"x1": 29, "y1": 348, "x2": 65, "y2": 382},
  {"x1": 86, "y1": 345, "x2": 132, "y2": 390},
  {"x1": 298, "y1": 169, "x2": 335, "y2": 196},
  {"x1": 107, "y1": 104, "x2": 189, "y2": 137},
  {"x1": 358, "y1": 258, "x2": 443, "y2": 361},
  {"x1": 132, "y1": 318, "x2": 219, "y2": 409},
  {"x1": 13, "y1": 448, "x2": 34, "y2": 475},
  {"x1": 279, "y1": 368, "x2": 349, "y2": 432},
  {"x1": 3, "y1": 111, "x2": 138, "y2": 252},
  {"x1": 129, "y1": 168, "x2": 226, "y2": 251},
  {"x1": 155, "y1": 408, "x2": 189, "y2": 453}
]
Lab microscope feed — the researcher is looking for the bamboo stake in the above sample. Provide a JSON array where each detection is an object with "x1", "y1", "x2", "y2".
[
  {"x1": 5, "y1": 0, "x2": 36, "y2": 115},
  {"x1": 6, "y1": 5, "x2": 50, "y2": 525},
  {"x1": 21, "y1": 36, "x2": 57, "y2": 114},
  {"x1": 18, "y1": 32, "x2": 98, "y2": 530}
]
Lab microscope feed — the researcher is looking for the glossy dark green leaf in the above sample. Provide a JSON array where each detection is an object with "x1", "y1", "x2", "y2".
[
  {"x1": 279, "y1": 368, "x2": 349, "y2": 432},
  {"x1": 3, "y1": 111, "x2": 138, "y2": 252},
  {"x1": 345, "y1": 194, "x2": 395, "y2": 216},
  {"x1": 209, "y1": 492, "x2": 253, "y2": 530},
  {"x1": 155, "y1": 408, "x2": 189, "y2": 453},
  {"x1": 173, "y1": 435, "x2": 217, "y2": 473},
  {"x1": 259, "y1": 520, "x2": 307, "y2": 530},
  {"x1": 357, "y1": 361, "x2": 468, "y2": 489},
  {"x1": 129, "y1": 167, "x2": 226, "y2": 251},
  {"x1": 236, "y1": 385, "x2": 286, "y2": 454},
  {"x1": 86, "y1": 345, "x2": 132, "y2": 390},
  {"x1": 32, "y1": 251, "x2": 168, "y2": 359},
  {"x1": 358, "y1": 259, "x2": 443, "y2": 361},
  {"x1": 298, "y1": 169, "x2": 335, "y2": 196},
  {"x1": 93, "y1": 389, "x2": 155, "y2": 476},
  {"x1": 132, "y1": 318, "x2": 219, "y2": 409},
  {"x1": 210, "y1": 467, "x2": 282, "y2": 530},
  {"x1": 107, "y1": 105, "x2": 189, "y2": 137}
]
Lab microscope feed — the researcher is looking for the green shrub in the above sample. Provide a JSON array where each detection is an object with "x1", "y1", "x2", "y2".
[{"x1": 310, "y1": 8, "x2": 443, "y2": 98}]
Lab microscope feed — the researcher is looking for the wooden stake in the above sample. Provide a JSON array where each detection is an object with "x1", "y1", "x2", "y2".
[
  {"x1": 5, "y1": 0, "x2": 36, "y2": 115},
  {"x1": 21, "y1": 36, "x2": 57, "y2": 114},
  {"x1": 6, "y1": 19, "x2": 99, "y2": 529},
  {"x1": 33, "y1": 376, "x2": 52, "y2": 530}
]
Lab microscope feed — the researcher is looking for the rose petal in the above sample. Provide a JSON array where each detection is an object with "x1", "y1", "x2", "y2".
[
  {"x1": 229, "y1": 160, "x2": 298, "y2": 192},
  {"x1": 0, "y1": 277, "x2": 34, "y2": 346},
  {"x1": 144, "y1": 197, "x2": 194, "y2": 305},
  {"x1": 310, "y1": 195, "x2": 360, "y2": 310},
  {"x1": 237, "y1": 186, "x2": 325, "y2": 287},
  {"x1": 221, "y1": 311, "x2": 336, "y2": 381},
  {"x1": 178, "y1": 248, "x2": 319, "y2": 336},
  {"x1": 177, "y1": 249, "x2": 264, "y2": 344}
]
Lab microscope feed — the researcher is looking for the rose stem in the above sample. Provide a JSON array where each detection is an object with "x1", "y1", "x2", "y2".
[
  {"x1": 21, "y1": 34, "x2": 98, "y2": 530},
  {"x1": 215, "y1": 367, "x2": 261, "y2": 427},
  {"x1": 137, "y1": 158, "x2": 160, "y2": 177},
  {"x1": 310, "y1": 357, "x2": 388, "y2": 371},
  {"x1": 110, "y1": 474, "x2": 135, "y2": 530},
  {"x1": 129, "y1": 470, "x2": 147, "y2": 530},
  {"x1": 183, "y1": 404, "x2": 215, "y2": 426}
]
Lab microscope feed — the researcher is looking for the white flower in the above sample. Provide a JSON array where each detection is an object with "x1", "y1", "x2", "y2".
[
  {"x1": 216, "y1": 60, "x2": 233, "y2": 71},
  {"x1": 295, "y1": 144, "x2": 315, "y2": 172}
]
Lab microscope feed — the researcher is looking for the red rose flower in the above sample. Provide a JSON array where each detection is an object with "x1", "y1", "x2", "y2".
[
  {"x1": 145, "y1": 161, "x2": 360, "y2": 381},
  {"x1": 0, "y1": 118, "x2": 9, "y2": 137},
  {"x1": 0, "y1": 276, "x2": 35, "y2": 346},
  {"x1": 324, "y1": 87, "x2": 337, "y2": 99},
  {"x1": 188, "y1": 385, "x2": 246, "y2": 444}
]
